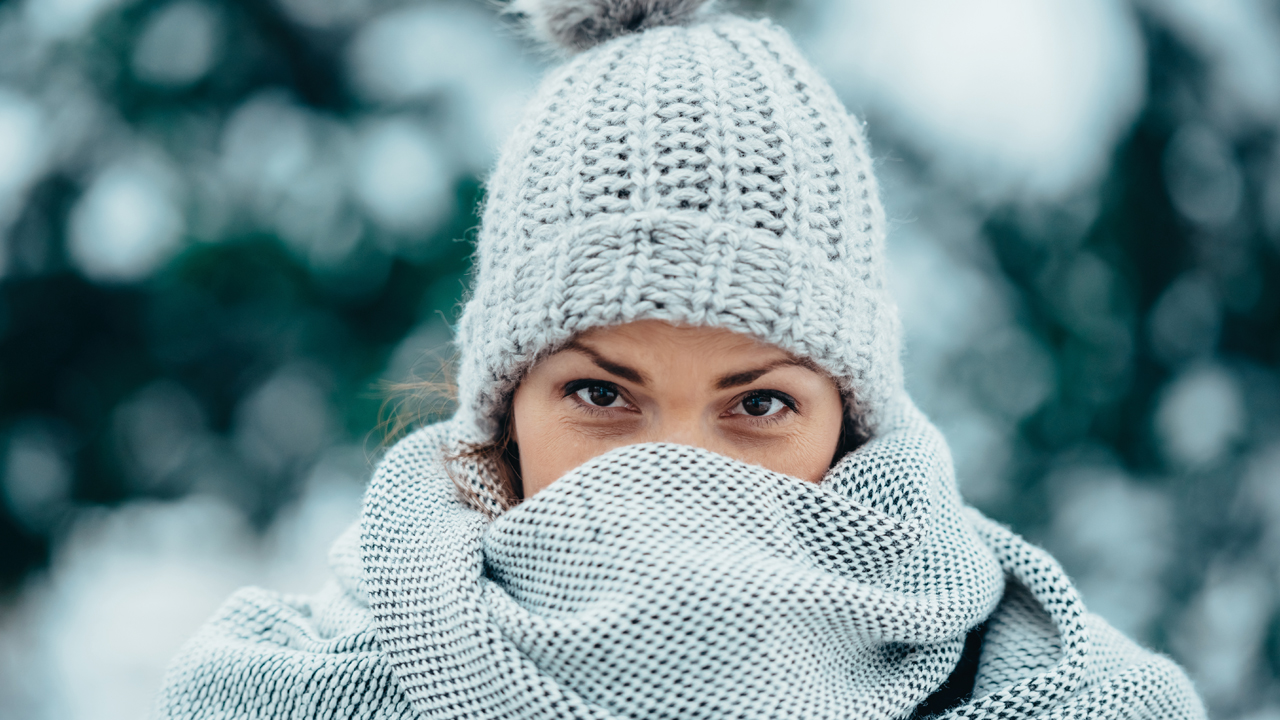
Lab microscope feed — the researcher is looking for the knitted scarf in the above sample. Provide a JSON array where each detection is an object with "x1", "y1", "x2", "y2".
[{"x1": 156, "y1": 396, "x2": 1206, "y2": 719}]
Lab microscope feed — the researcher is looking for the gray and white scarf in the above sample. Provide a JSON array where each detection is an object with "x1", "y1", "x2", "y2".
[{"x1": 156, "y1": 395, "x2": 1206, "y2": 719}]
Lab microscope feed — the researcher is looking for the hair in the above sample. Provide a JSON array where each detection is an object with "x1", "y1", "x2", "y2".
[{"x1": 448, "y1": 401, "x2": 524, "y2": 514}]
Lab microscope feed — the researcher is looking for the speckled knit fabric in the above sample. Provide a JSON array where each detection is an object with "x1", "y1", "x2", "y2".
[
  {"x1": 454, "y1": 11, "x2": 902, "y2": 442},
  {"x1": 155, "y1": 394, "x2": 1206, "y2": 719}
]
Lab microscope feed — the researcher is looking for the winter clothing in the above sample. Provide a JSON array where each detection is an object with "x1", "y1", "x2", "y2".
[
  {"x1": 156, "y1": 1, "x2": 1207, "y2": 717},
  {"x1": 157, "y1": 400, "x2": 1205, "y2": 719}
]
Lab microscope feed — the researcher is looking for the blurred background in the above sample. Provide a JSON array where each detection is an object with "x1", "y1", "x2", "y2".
[{"x1": 0, "y1": 0, "x2": 1276, "y2": 716}]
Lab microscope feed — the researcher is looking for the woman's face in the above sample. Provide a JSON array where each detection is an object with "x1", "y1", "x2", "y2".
[{"x1": 510, "y1": 320, "x2": 845, "y2": 497}]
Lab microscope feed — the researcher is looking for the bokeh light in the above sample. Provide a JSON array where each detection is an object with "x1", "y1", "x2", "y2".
[{"x1": 0, "y1": 0, "x2": 1278, "y2": 717}]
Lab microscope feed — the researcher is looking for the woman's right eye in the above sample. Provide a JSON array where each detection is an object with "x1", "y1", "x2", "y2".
[{"x1": 572, "y1": 383, "x2": 626, "y2": 408}]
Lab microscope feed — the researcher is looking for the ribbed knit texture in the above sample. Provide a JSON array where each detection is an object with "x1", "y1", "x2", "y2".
[
  {"x1": 454, "y1": 14, "x2": 901, "y2": 441},
  {"x1": 156, "y1": 395, "x2": 1206, "y2": 719}
]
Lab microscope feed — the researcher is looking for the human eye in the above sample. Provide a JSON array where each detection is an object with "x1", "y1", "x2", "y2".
[
  {"x1": 728, "y1": 390, "x2": 797, "y2": 419},
  {"x1": 564, "y1": 379, "x2": 632, "y2": 410}
]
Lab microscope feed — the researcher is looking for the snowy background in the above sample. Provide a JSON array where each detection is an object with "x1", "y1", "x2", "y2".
[{"x1": 1, "y1": 0, "x2": 1278, "y2": 717}]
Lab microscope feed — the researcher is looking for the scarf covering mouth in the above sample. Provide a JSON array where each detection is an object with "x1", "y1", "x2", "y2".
[
  {"x1": 365, "y1": 393, "x2": 1003, "y2": 719},
  {"x1": 156, "y1": 394, "x2": 1206, "y2": 719}
]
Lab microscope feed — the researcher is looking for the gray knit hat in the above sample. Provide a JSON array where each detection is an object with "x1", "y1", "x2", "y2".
[{"x1": 454, "y1": 0, "x2": 902, "y2": 441}]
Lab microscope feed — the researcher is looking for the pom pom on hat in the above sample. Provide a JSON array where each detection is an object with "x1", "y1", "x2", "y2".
[{"x1": 508, "y1": 0, "x2": 715, "y2": 52}]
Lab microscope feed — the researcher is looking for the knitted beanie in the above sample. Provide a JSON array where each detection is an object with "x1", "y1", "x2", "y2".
[{"x1": 454, "y1": 0, "x2": 902, "y2": 442}]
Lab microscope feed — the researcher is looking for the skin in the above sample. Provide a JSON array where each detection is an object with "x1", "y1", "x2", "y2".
[{"x1": 510, "y1": 320, "x2": 845, "y2": 497}]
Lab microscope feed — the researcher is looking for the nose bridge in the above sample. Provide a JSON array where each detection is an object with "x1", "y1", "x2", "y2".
[{"x1": 651, "y1": 403, "x2": 711, "y2": 447}]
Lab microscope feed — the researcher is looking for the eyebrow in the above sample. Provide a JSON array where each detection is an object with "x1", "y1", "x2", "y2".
[
  {"x1": 562, "y1": 341, "x2": 648, "y2": 384},
  {"x1": 714, "y1": 357, "x2": 820, "y2": 389},
  {"x1": 562, "y1": 340, "x2": 820, "y2": 390}
]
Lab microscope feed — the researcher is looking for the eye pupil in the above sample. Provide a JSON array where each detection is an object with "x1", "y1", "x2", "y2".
[
  {"x1": 742, "y1": 394, "x2": 772, "y2": 416},
  {"x1": 587, "y1": 385, "x2": 618, "y2": 406}
]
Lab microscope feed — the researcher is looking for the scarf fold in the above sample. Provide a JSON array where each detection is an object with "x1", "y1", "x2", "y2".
[{"x1": 156, "y1": 395, "x2": 1206, "y2": 719}]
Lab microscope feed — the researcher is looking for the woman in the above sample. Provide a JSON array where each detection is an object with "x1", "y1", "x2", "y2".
[{"x1": 157, "y1": 1, "x2": 1206, "y2": 717}]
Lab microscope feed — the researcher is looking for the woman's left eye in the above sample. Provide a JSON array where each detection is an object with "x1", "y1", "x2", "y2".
[
  {"x1": 732, "y1": 392, "x2": 788, "y2": 418},
  {"x1": 574, "y1": 384, "x2": 627, "y2": 408}
]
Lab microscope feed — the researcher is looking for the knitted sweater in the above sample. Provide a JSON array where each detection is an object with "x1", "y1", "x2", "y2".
[{"x1": 156, "y1": 397, "x2": 1205, "y2": 719}]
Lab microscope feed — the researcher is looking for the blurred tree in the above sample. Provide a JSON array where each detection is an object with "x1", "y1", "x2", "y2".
[{"x1": 0, "y1": 0, "x2": 1278, "y2": 715}]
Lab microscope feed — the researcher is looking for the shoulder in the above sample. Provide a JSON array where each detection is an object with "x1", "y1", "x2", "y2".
[
  {"x1": 963, "y1": 511, "x2": 1207, "y2": 718},
  {"x1": 376, "y1": 421, "x2": 464, "y2": 477},
  {"x1": 154, "y1": 524, "x2": 414, "y2": 719}
]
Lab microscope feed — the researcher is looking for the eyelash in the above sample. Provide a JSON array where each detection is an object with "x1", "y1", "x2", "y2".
[
  {"x1": 732, "y1": 390, "x2": 798, "y2": 425},
  {"x1": 561, "y1": 381, "x2": 798, "y2": 424},
  {"x1": 563, "y1": 380, "x2": 633, "y2": 416}
]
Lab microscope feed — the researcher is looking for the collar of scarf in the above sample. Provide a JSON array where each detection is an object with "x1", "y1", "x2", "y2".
[{"x1": 361, "y1": 394, "x2": 1008, "y2": 719}]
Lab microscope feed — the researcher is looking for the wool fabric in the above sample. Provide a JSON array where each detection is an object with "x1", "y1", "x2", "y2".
[
  {"x1": 454, "y1": 10, "x2": 901, "y2": 442},
  {"x1": 156, "y1": 2, "x2": 1207, "y2": 717},
  {"x1": 156, "y1": 395, "x2": 1205, "y2": 719}
]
